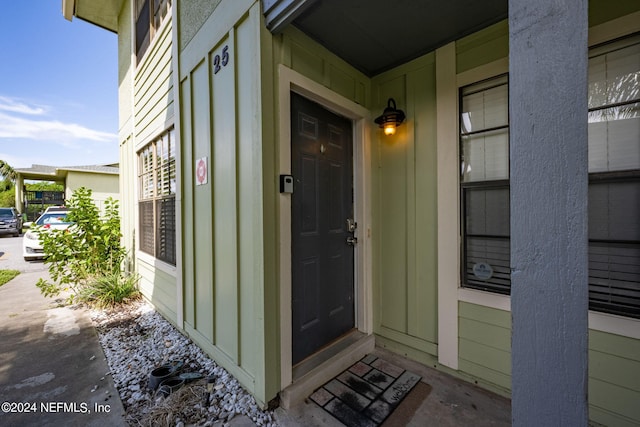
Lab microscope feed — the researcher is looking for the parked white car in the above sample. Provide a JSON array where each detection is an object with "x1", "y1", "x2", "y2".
[{"x1": 23, "y1": 211, "x2": 72, "y2": 261}]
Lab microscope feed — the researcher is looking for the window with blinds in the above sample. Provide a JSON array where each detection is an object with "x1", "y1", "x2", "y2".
[
  {"x1": 457, "y1": 36, "x2": 639, "y2": 319},
  {"x1": 135, "y1": 0, "x2": 172, "y2": 63},
  {"x1": 460, "y1": 75, "x2": 511, "y2": 294},
  {"x1": 588, "y1": 35, "x2": 640, "y2": 318},
  {"x1": 138, "y1": 128, "x2": 176, "y2": 265}
]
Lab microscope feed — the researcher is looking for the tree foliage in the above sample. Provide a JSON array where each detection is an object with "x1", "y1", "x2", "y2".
[
  {"x1": 0, "y1": 160, "x2": 16, "y2": 207},
  {"x1": 25, "y1": 182, "x2": 64, "y2": 192},
  {"x1": 0, "y1": 186, "x2": 15, "y2": 207},
  {"x1": 36, "y1": 187, "x2": 139, "y2": 306},
  {"x1": 0, "y1": 160, "x2": 16, "y2": 182}
]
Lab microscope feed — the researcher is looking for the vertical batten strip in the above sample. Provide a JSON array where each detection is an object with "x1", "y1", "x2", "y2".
[
  {"x1": 212, "y1": 29, "x2": 239, "y2": 362},
  {"x1": 405, "y1": 72, "x2": 418, "y2": 338}
]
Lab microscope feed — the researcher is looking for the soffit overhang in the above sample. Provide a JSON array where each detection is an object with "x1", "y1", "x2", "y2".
[
  {"x1": 264, "y1": 0, "x2": 508, "y2": 77},
  {"x1": 62, "y1": 0, "x2": 122, "y2": 33}
]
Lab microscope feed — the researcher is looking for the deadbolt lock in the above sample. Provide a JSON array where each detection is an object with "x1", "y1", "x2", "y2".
[{"x1": 347, "y1": 218, "x2": 357, "y2": 232}]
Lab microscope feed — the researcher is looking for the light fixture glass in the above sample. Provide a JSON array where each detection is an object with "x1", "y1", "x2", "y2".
[{"x1": 374, "y1": 98, "x2": 406, "y2": 136}]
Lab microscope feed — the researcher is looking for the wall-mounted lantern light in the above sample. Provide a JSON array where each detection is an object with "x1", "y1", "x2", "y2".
[{"x1": 374, "y1": 98, "x2": 406, "y2": 136}]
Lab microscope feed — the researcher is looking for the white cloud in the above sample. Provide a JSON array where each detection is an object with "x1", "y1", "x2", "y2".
[
  {"x1": 0, "y1": 96, "x2": 46, "y2": 115},
  {"x1": 0, "y1": 111, "x2": 116, "y2": 143},
  {"x1": 0, "y1": 95, "x2": 116, "y2": 143}
]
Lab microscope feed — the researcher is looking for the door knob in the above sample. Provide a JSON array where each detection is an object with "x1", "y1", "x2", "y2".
[{"x1": 346, "y1": 236, "x2": 358, "y2": 246}]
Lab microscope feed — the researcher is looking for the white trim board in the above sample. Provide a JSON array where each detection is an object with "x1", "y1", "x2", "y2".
[
  {"x1": 277, "y1": 65, "x2": 374, "y2": 389},
  {"x1": 436, "y1": 42, "x2": 459, "y2": 370}
]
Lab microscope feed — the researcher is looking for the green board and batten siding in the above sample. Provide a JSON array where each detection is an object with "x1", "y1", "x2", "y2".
[
  {"x1": 370, "y1": 55, "x2": 439, "y2": 357},
  {"x1": 275, "y1": 23, "x2": 441, "y2": 366},
  {"x1": 115, "y1": 0, "x2": 640, "y2": 419},
  {"x1": 278, "y1": 26, "x2": 370, "y2": 107},
  {"x1": 278, "y1": 22, "x2": 441, "y2": 365},
  {"x1": 178, "y1": 0, "x2": 269, "y2": 405}
]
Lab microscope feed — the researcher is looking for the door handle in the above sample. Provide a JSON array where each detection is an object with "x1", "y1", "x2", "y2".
[{"x1": 346, "y1": 236, "x2": 358, "y2": 246}]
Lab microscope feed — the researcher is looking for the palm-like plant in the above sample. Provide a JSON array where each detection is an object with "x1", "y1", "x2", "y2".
[{"x1": 0, "y1": 160, "x2": 16, "y2": 182}]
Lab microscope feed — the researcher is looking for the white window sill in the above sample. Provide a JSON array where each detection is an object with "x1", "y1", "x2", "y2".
[
  {"x1": 458, "y1": 287, "x2": 640, "y2": 339},
  {"x1": 137, "y1": 250, "x2": 177, "y2": 276}
]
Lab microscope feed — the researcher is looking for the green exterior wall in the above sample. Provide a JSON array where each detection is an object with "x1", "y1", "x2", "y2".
[
  {"x1": 113, "y1": 0, "x2": 639, "y2": 420},
  {"x1": 458, "y1": 302, "x2": 511, "y2": 392},
  {"x1": 370, "y1": 56, "x2": 439, "y2": 357},
  {"x1": 177, "y1": 0, "x2": 271, "y2": 406},
  {"x1": 589, "y1": 0, "x2": 640, "y2": 26},
  {"x1": 456, "y1": 20, "x2": 509, "y2": 74},
  {"x1": 117, "y1": 0, "x2": 177, "y2": 323},
  {"x1": 589, "y1": 330, "x2": 640, "y2": 426},
  {"x1": 458, "y1": 302, "x2": 640, "y2": 426},
  {"x1": 451, "y1": 6, "x2": 640, "y2": 425},
  {"x1": 277, "y1": 26, "x2": 371, "y2": 108}
]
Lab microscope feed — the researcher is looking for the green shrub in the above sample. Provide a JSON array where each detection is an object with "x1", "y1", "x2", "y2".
[
  {"x1": 0, "y1": 186, "x2": 15, "y2": 207},
  {"x1": 76, "y1": 272, "x2": 141, "y2": 308},
  {"x1": 36, "y1": 187, "x2": 137, "y2": 307}
]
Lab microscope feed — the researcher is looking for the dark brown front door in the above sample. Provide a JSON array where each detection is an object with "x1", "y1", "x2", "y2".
[{"x1": 291, "y1": 92, "x2": 355, "y2": 365}]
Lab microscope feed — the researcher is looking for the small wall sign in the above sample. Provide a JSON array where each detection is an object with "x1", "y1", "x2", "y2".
[
  {"x1": 196, "y1": 157, "x2": 208, "y2": 186},
  {"x1": 473, "y1": 262, "x2": 493, "y2": 281}
]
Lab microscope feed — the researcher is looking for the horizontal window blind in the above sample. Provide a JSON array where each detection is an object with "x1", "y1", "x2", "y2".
[
  {"x1": 588, "y1": 35, "x2": 640, "y2": 318},
  {"x1": 460, "y1": 74, "x2": 511, "y2": 293},
  {"x1": 138, "y1": 128, "x2": 176, "y2": 266}
]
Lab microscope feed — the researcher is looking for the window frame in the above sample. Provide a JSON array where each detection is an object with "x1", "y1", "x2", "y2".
[
  {"x1": 137, "y1": 128, "x2": 177, "y2": 266},
  {"x1": 135, "y1": 0, "x2": 172, "y2": 64},
  {"x1": 454, "y1": 32, "x2": 640, "y2": 326},
  {"x1": 459, "y1": 73, "x2": 511, "y2": 295},
  {"x1": 586, "y1": 34, "x2": 640, "y2": 319}
]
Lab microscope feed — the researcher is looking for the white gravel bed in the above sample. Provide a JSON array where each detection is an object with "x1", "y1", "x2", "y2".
[{"x1": 90, "y1": 300, "x2": 277, "y2": 426}]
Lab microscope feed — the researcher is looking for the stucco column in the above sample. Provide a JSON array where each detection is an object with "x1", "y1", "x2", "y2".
[
  {"x1": 509, "y1": 0, "x2": 589, "y2": 425},
  {"x1": 15, "y1": 175, "x2": 24, "y2": 214}
]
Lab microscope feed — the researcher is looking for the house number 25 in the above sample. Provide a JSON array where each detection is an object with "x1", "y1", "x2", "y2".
[{"x1": 213, "y1": 45, "x2": 229, "y2": 74}]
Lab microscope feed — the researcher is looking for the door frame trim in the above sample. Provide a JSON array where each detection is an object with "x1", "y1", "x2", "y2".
[{"x1": 278, "y1": 64, "x2": 373, "y2": 389}]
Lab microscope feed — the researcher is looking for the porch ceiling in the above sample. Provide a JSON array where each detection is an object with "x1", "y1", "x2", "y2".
[
  {"x1": 290, "y1": 0, "x2": 508, "y2": 77},
  {"x1": 62, "y1": 0, "x2": 122, "y2": 32}
]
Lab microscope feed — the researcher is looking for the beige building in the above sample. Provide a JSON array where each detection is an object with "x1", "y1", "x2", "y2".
[{"x1": 15, "y1": 164, "x2": 119, "y2": 218}]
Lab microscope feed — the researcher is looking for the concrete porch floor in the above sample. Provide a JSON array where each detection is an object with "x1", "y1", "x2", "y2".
[{"x1": 273, "y1": 346, "x2": 512, "y2": 426}]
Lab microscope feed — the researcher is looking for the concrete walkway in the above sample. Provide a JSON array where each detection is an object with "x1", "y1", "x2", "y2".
[
  {"x1": 0, "y1": 270, "x2": 126, "y2": 426},
  {"x1": 0, "y1": 267, "x2": 512, "y2": 426}
]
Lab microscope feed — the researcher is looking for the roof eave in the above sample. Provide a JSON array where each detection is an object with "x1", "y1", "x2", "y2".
[
  {"x1": 62, "y1": 0, "x2": 75, "y2": 22},
  {"x1": 61, "y1": 0, "x2": 120, "y2": 33}
]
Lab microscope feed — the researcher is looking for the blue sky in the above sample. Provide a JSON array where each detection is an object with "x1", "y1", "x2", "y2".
[{"x1": 0, "y1": 1, "x2": 118, "y2": 169}]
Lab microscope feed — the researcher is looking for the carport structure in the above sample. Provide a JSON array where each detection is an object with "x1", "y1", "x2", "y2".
[{"x1": 14, "y1": 164, "x2": 119, "y2": 220}]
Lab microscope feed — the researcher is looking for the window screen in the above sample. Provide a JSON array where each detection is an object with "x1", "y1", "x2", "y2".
[
  {"x1": 138, "y1": 128, "x2": 176, "y2": 265},
  {"x1": 588, "y1": 35, "x2": 640, "y2": 318},
  {"x1": 460, "y1": 75, "x2": 511, "y2": 294}
]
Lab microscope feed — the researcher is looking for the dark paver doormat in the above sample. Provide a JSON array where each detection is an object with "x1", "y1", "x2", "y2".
[{"x1": 310, "y1": 355, "x2": 423, "y2": 427}]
